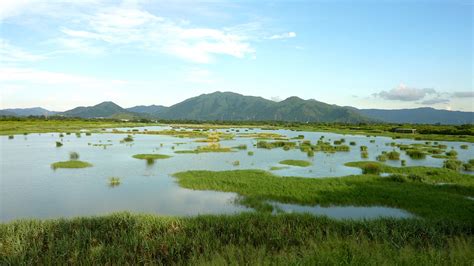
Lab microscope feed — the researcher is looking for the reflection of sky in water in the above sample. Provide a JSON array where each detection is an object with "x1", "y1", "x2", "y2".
[
  {"x1": 1, "y1": 127, "x2": 472, "y2": 221},
  {"x1": 271, "y1": 202, "x2": 414, "y2": 219}
]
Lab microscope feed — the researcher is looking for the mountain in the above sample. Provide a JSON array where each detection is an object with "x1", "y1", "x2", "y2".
[
  {"x1": 156, "y1": 91, "x2": 371, "y2": 123},
  {"x1": 0, "y1": 107, "x2": 57, "y2": 116},
  {"x1": 357, "y1": 107, "x2": 473, "y2": 125},
  {"x1": 61, "y1": 101, "x2": 140, "y2": 119},
  {"x1": 126, "y1": 105, "x2": 168, "y2": 115}
]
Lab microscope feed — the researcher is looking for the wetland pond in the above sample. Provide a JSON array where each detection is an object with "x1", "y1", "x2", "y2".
[{"x1": 1, "y1": 126, "x2": 472, "y2": 221}]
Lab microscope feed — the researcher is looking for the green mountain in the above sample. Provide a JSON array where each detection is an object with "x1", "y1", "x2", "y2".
[
  {"x1": 156, "y1": 91, "x2": 371, "y2": 123},
  {"x1": 61, "y1": 101, "x2": 140, "y2": 119},
  {"x1": 0, "y1": 107, "x2": 57, "y2": 117},
  {"x1": 126, "y1": 105, "x2": 168, "y2": 115}
]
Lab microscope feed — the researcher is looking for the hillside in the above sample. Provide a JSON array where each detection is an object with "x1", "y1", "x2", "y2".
[
  {"x1": 0, "y1": 107, "x2": 57, "y2": 117},
  {"x1": 61, "y1": 102, "x2": 140, "y2": 119},
  {"x1": 156, "y1": 92, "x2": 371, "y2": 123}
]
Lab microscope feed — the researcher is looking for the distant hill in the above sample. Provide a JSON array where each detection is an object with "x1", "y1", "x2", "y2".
[
  {"x1": 155, "y1": 91, "x2": 371, "y2": 123},
  {"x1": 0, "y1": 107, "x2": 57, "y2": 117},
  {"x1": 61, "y1": 102, "x2": 140, "y2": 119},
  {"x1": 126, "y1": 105, "x2": 168, "y2": 115},
  {"x1": 357, "y1": 108, "x2": 473, "y2": 125},
  {"x1": 3, "y1": 92, "x2": 473, "y2": 124}
]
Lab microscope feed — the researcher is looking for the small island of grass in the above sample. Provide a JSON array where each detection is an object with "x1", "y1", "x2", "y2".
[
  {"x1": 51, "y1": 160, "x2": 92, "y2": 169},
  {"x1": 279, "y1": 159, "x2": 311, "y2": 167},
  {"x1": 132, "y1": 154, "x2": 172, "y2": 160}
]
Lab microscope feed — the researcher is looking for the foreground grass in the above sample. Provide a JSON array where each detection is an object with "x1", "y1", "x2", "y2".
[
  {"x1": 174, "y1": 165, "x2": 474, "y2": 224},
  {"x1": 1, "y1": 212, "x2": 473, "y2": 264},
  {"x1": 51, "y1": 160, "x2": 93, "y2": 169}
]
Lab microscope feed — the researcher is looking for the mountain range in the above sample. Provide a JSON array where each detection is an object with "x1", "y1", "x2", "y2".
[{"x1": 1, "y1": 91, "x2": 472, "y2": 124}]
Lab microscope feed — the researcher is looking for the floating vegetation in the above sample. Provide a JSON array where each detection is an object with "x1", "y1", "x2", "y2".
[
  {"x1": 405, "y1": 149, "x2": 426, "y2": 160},
  {"x1": 239, "y1": 132, "x2": 287, "y2": 140},
  {"x1": 270, "y1": 166, "x2": 290, "y2": 171},
  {"x1": 132, "y1": 154, "x2": 172, "y2": 160},
  {"x1": 460, "y1": 144, "x2": 468, "y2": 150},
  {"x1": 369, "y1": 140, "x2": 375, "y2": 143},
  {"x1": 8, "y1": 135, "x2": 14, "y2": 139},
  {"x1": 234, "y1": 144, "x2": 248, "y2": 150},
  {"x1": 349, "y1": 141, "x2": 356, "y2": 146},
  {"x1": 443, "y1": 159, "x2": 463, "y2": 171},
  {"x1": 175, "y1": 143, "x2": 234, "y2": 154},
  {"x1": 360, "y1": 146, "x2": 368, "y2": 151},
  {"x1": 386, "y1": 150, "x2": 400, "y2": 160},
  {"x1": 445, "y1": 150, "x2": 458, "y2": 158},
  {"x1": 108, "y1": 177, "x2": 121, "y2": 187},
  {"x1": 75, "y1": 133, "x2": 81, "y2": 138},
  {"x1": 122, "y1": 135, "x2": 134, "y2": 142},
  {"x1": 257, "y1": 141, "x2": 296, "y2": 150},
  {"x1": 247, "y1": 151, "x2": 254, "y2": 156},
  {"x1": 55, "y1": 141, "x2": 63, "y2": 147},
  {"x1": 376, "y1": 154, "x2": 387, "y2": 162},
  {"x1": 85, "y1": 132, "x2": 92, "y2": 136},
  {"x1": 69, "y1": 152, "x2": 80, "y2": 160},
  {"x1": 279, "y1": 160, "x2": 311, "y2": 167},
  {"x1": 292, "y1": 134, "x2": 305, "y2": 139},
  {"x1": 59, "y1": 133, "x2": 64, "y2": 138},
  {"x1": 51, "y1": 160, "x2": 92, "y2": 170}
]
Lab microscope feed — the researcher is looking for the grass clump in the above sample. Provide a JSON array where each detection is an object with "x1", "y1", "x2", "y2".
[
  {"x1": 8, "y1": 135, "x2": 14, "y2": 139},
  {"x1": 361, "y1": 151, "x2": 369, "y2": 159},
  {"x1": 234, "y1": 144, "x2": 247, "y2": 150},
  {"x1": 445, "y1": 150, "x2": 458, "y2": 158},
  {"x1": 406, "y1": 149, "x2": 426, "y2": 160},
  {"x1": 232, "y1": 160, "x2": 240, "y2": 166},
  {"x1": 361, "y1": 163, "x2": 381, "y2": 175},
  {"x1": 376, "y1": 153, "x2": 387, "y2": 162},
  {"x1": 122, "y1": 135, "x2": 134, "y2": 142},
  {"x1": 69, "y1": 152, "x2": 80, "y2": 160},
  {"x1": 460, "y1": 144, "x2": 469, "y2": 149},
  {"x1": 270, "y1": 166, "x2": 290, "y2": 171},
  {"x1": 55, "y1": 141, "x2": 63, "y2": 147},
  {"x1": 443, "y1": 159, "x2": 463, "y2": 171},
  {"x1": 386, "y1": 150, "x2": 400, "y2": 160},
  {"x1": 175, "y1": 143, "x2": 234, "y2": 154},
  {"x1": 360, "y1": 146, "x2": 368, "y2": 151},
  {"x1": 108, "y1": 177, "x2": 121, "y2": 187},
  {"x1": 132, "y1": 154, "x2": 172, "y2": 160},
  {"x1": 247, "y1": 151, "x2": 254, "y2": 156},
  {"x1": 279, "y1": 160, "x2": 311, "y2": 167}
]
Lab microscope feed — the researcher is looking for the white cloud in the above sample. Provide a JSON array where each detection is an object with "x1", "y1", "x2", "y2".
[
  {"x1": 0, "y1": 38, "x2": 46, "y2": 62},
  {"x1": 419, "y1": 98, "x2": 450, "y2": 105},
  {"x1": 184, "y1": 68, "x2": 215, "y2": 84},
  {"x1": 373, "y1": 84, "x2": 437, "y2": 101},
  {"x1": 58, "y1": 6, "x2": 256, "y2": 63},
  {"x1": 269, "y1": 31, "x2": 296, "y2": 40}
]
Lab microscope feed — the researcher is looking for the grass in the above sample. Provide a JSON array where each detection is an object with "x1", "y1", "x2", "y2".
[
  {"x1": 51, "y1": 160, "x2": 93, "y2": 169},
  {"x1": 0, "y1": 120, "x2": 159, "y2": 135},
  {"x1": 2, "y1": 212, "x2": 474, "y2": 264},
  {"x1": 175, "y1": 144, "x2": 234, "y2": 154},
  {"x1": 108, "y1": 177, "x2": 121, "y2": 187},
  {"x1": 132, "y1": 154, "x2": 172, "y2": 160},
  {"x1": 279, "y1": 160, "x2": 312, "y2": 167},
  {"x1": 174, "y1": 167, "x2": 474, "y2": 223},
  {"x1": 55, "y1": 141, "x2": 63, "y2": 147},
  {"x1": 270, "y1": 166, "x2": 290, "y2": 171}
]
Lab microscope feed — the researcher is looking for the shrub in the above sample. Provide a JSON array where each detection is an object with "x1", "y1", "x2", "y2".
[
  {"x1": 360, "y1": 146, "x2": 368, "y2": 151},
  {"x1": 406, "y1": 149, "x2": 426, "y2": 160},
  {"x1": 349, "y1": 141, "x2": 356, "y2": 146},
  {"x1": 445, "y1": 150, "x2": 458, "y2": 158},
  {"x1": 361, "y1": 151, "x2": 369, "y2": 159},
  {"x1": 460, "y1": 144, "x2": 468, "y2": 149},
  {"x1": 307, "y1": 150, "x2": 314, "y2": 157},
  {"x1": 362, "y1": 163, "x2": 381, "y2": 175},
  {"x1": 376, "y1": 154, "x2": 387, "y2": 162},
  {"x1": 401, "y1": 160, "x2": 406, "y2": 166},
  {"x1": 56, "y1": 141, "x2": 63, "y2": 147}
]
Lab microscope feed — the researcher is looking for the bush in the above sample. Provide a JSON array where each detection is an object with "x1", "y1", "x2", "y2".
[
  {"x1": 445, "y1": 150, "x2": 458, "y2": 158},
  {"x1": 362, "y1": 163, "x2": 381, "y2": 175},
  {"x1": 406, "y1": 149, "x2": 426, "y2": 160}
]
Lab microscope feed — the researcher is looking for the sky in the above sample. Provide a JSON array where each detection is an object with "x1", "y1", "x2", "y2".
[{"x1": 0, "y1": 0, "x2": 472, "y2": 112}]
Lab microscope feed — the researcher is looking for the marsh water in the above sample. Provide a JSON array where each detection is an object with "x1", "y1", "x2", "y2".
[{"x1": 1, "y1": 126, "x2": 472, "y2": 221}]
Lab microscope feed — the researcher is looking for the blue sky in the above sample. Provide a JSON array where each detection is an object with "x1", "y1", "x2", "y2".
[{"x1": 0, "y1": 0, "x2": 472, "y2": 111}]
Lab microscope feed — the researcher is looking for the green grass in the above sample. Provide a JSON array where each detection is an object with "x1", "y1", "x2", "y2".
[
  {"x1": 175, "y1": 144, "x2": 234, "y2": 154},
  {"x1": 270, "y1": 166, "x2": 290, "y2": 171},
  {"x1": 1, "y1": 212, "x2": 473, "y2": 264},
  {"x1": 174, "y1": 165, "x2": 474, "y2": 223},
  {"x1": 51, "y1": 160, "x2": 93, "y2": 169},
  {"x1": 108, "y1": 177, "x2": 121, "y2": 187},
  {"x1": 132, "y1": 154, "x2": 172, "y2": 160},
  {"x1": 279, "y1": 159, "x2": 311, "y2": 167}
]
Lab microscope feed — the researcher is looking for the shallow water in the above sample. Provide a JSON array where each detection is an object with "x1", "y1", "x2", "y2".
[
  {"x1": 271, "y1": 202, "x2": 414, "y2": 219},
  {"x1": 1, "y1": 127, "x2": 472, "y2": 221}
]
